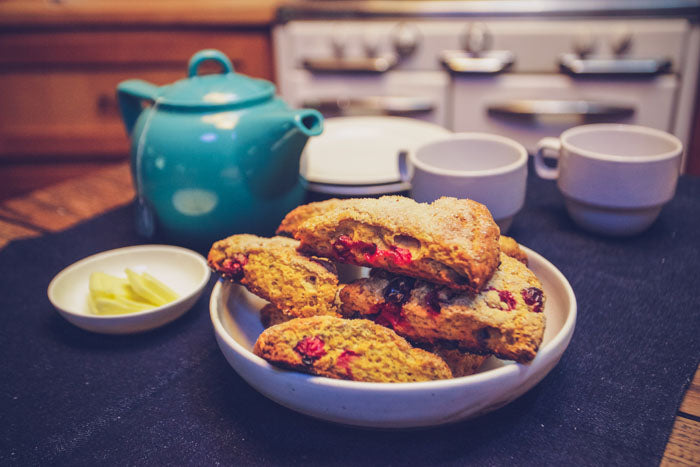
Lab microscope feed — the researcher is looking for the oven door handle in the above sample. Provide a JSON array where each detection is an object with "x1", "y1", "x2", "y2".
[
  {"x1": 302, "y1": 96, "x2": 435, "y2": 116},
  {"x1": 487, "y1": 100, "x2": 635, "y2": 120},
  {"x1": 440, "y1": 50, "x2": 515, "y2": 75},
  {"x1": 302, "y1": 55, "x2": 398, "y2": 74},
  {"x1": 559, "y1": 53, "x2": 671, "y2": 77}
]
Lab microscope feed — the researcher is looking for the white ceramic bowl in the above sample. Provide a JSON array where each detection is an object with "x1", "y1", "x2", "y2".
[
  {"x1": 210, "y1": 246, "x2": 576, "y2": 428},
  {"x1": 48, "y1": 245, "x2": 210, "y2": 334}
]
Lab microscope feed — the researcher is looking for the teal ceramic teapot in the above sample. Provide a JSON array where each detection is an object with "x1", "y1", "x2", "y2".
[{"x1": 117, "y1": 49, "x2": 323, "y2": 248}]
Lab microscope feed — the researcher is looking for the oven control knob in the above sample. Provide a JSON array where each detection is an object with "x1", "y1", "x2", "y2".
[
  {"x1": 610, "y1": 31, "x2": 633, "y2": 56},
  {"x1": 363, "y1": 36, "x2": 381, "y2": 58},
  {"x1": 392, "y1": 22, "x2": 421, "y2": 58},
  {"x1": 573, "y1": 33, "x2": 597, "y2": 58},
  {"x1": 461, "y1": 22, "x2": 492, "y2": 54},
  {"x1": 331, "y1": 34, "x2": 348, "y2": 58}
]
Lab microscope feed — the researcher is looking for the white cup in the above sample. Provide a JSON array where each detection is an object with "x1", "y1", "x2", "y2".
[
  {"x1": 401, "y1": 133, "x2": 528, "y2": 232},
  {"x1": 534, "y1": 124, "x2": 683, "y2": 236}
]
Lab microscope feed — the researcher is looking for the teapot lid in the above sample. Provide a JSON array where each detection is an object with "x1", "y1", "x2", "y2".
[{"x1": 155, "y1": 49, "x2": 275, "y2": 108}]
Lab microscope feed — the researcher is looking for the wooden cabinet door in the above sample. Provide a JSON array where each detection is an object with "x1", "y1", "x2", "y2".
[{"x1": 0, "y1": 28, "x2": 273, "y2": 159}]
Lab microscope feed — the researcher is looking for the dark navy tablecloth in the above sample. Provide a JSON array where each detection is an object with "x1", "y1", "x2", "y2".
[{"x1": 1, "y1": 170, "x2": 699, "y2": 466}]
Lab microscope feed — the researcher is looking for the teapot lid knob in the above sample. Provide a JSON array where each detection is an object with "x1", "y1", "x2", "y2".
[
  {"x1": 150, "y1": 48, "x2": 274, "y2": 108},
  {"x1": 188, "y1": 49, "x2": 234, "y2": 77}
]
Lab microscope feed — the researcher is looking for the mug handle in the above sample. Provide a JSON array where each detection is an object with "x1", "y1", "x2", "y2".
[
  {"x1": 397, "y1": 150, "x2": 412, "y2": 183},
  {"x1": 534, "y1": 137, "x2": 561, "y2": 180}
]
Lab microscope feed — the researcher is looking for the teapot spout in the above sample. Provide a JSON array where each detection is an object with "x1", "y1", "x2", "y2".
[
  {"x1": 293, "y1": 109, "x2": 324, "y2": 137},
  {"x1": 240, "y1": 107, "x2": 323, "y2": 200}
]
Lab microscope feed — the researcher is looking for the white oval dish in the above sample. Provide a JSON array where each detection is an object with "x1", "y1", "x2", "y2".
[
  {"x1": 210, "y1": 246, "x2": 576, "y2": 428},
  {"x1": 48, "y1": 245, "x2": 210, "y2": 334}
]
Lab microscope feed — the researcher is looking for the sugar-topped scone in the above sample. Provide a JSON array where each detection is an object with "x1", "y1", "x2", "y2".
[
  {"x1": 279, "y1": 199, "x2": 526, "y2": 270},
  {"x1": 253, "y1": 315, "x2": 453, "y2": 382},
  {"x1": 291, "y1": 196, "x2": 501, "y2": 293},
  {"x1": 276, "y1": 198, "x2": 342, "y2": 237},
  {"x1": 208, "y1": 234, "x2": 339, "y2": 318},
  {"x1": 338, "y1": 254, "x2": 546, "y2": 363}
]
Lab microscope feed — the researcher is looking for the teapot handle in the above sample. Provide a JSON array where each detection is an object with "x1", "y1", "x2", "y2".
[
  {"x1": 116, "y1": 79, "x2": 159, "y2": 136},
  {"x1": 188, "y1": 49, "x2": 235, "y2": 77}
]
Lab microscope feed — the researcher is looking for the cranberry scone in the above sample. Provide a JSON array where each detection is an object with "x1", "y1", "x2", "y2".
[
  {"x1": 338, "y1": 254, "x2": 546, "y2": 363},
  {"x1": 253, "y1": 315, "x2": 453, "y2": 382},
  {"x1": 276, "y1": 198, "x2": 341, "y2": 237},
  {"x1": 279, "y1": 198, "x2": 526, "y2": 268},
  {"x1": 208, "y1": 234, "x2": 339, "y2": 318},
  {"x1": 279, "y1": 199, "x2": 518, "y2": 257},
  {"x1": 291, "y1": 196, "x2": 501, "y2": 293},
  {"x1": 258, "y1": 302, "x2": 485, "y2": 377}
]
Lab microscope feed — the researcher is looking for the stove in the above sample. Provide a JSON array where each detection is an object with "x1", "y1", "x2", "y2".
[{"x1": 273, "y1": 1, "x2": 700, "y2": 171}]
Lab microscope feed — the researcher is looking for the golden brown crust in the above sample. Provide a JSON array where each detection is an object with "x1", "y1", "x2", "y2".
[
  {"x1": 428, "y1": 345, "x2": 488, "y2": 378},
  {"x1": 253, "y1": 316, "x2": 453, "y2": 382},
  {"x1": 292, "y1": 196, "x2": 500, "y2": 293},
  {"x1": 276, "y1": 199, "x2": 342, "y2": 237},
  {"x1": 281, "y1": 201, "x2": 526, "y2": 271},
  {"x1": 259, "y1": 303, "x2": 296, "y2": 328},
  {"x1": 338, "y1": 254, "x2": 546, "y2": 363},
  {"x1": 208, "y1": 234, "x2": 339, "y2": 318},
  {"x1": 258, "y1": 303, "x2": 486, "y2": 378},
  {"x1": 499, "y1": 235, "x2": 528, "y2": 265}
]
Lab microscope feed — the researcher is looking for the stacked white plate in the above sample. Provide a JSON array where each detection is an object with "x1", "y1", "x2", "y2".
[{"x1": 300, "y1": 116, "x2": 451, "y2": 196}]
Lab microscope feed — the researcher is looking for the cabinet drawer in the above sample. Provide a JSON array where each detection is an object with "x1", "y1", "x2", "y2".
[
  {"x1": 0, "y1": 29, "x2": 274, "y2": 158},
  {"x1": 0, "y1": 68, "x2": 181, "y2": 158},
  {"x1": 0, "y1": 28, "x2": 273, "y2": 77}
]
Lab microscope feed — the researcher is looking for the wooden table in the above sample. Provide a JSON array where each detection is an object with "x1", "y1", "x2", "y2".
[{"x1": 0, "y1": 162, "x2": 698, "y2": 464}]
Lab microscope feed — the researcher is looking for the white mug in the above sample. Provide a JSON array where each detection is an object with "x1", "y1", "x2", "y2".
[
  {"x1": 401, "y1": 133, "x2": 528, "y2": 232},
  {"x1": 534, "y1": 124, "x2": 683, "y2": 236}
]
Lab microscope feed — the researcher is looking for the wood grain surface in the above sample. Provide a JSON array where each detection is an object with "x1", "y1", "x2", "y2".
[
  {"x1": 0, "y1": 0, "x2": 282, "y2": 27},
  {"x1": 0, "y1": 162, "x2": 134, "y2": 244},
  {"x1": 0, "y1": 162, "x2": 697, "y2": 464}
]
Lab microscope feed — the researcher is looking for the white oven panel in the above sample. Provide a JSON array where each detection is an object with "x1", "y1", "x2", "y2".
[
  {"x1": 276, "y1": 19, "x2": 687, "y2": 73},
  {"x1": 451, "y1": 74, "x2": 679, "y2": 152},
  {"x1": 283, "y1": 70, "x2": 450, "y2": 125},
  {"x1": 274, "y1": 16, "x2": 698, "y2": 168}
]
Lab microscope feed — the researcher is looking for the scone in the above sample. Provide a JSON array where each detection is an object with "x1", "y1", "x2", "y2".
[
  {"x1": 291, "y1": 196, "x2": 501, "y2": 293},
  {"x1": 339, "y1": 254, "x2": 546, "y2": 363},
  {"x1": 276, "y1": 198, "x2": 342, "y2": 237},
  {"x1": 259, "y1": 303, "x2": 296, "y2": 328},
  {"x1": 499, "y1": 235, "x2": 528, "y2": 265},
  {"x1": 428, "y1": 345, "x2": 488, "y2": 378},
  {"x1": 253, "y1": 315, "x2": 453, "y2": 382},
  {"x1": 280, "y1": 199, "x2": 526, "y2": 269},
  {"x1": 258, "y1": 302, "x2": 484, "y2": 377},
  {"x1": 208, "y1": 234, "x2": 339, "y2": 318}
]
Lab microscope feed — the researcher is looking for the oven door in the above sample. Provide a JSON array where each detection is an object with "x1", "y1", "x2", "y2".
[
  {"x1": 451, "y1": 74, "x2": 679, "y2": 152},
  {"x1": 283, "y1": 70, "x2": 449, "y2": 126}
]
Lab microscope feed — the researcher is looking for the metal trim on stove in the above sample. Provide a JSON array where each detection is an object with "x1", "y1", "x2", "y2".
[
  {"x1": 302, "y1": 55, "x2": 398, "y2": 73},
  {"x1": 487, "y1": 100, "x2": 636, "y2": 122},
  {"x1": 558, "y1": 54, "x2": 673, "y2": 77},
  {"x1": 301, "y1": 96, "x2": 435, "y2": 116},
  {"x1": 277, "y1": 0, "x2": 700, "y2": 23},
  {"x1": 440, "y1": 50, "x2": 515, "y2": 75}
]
